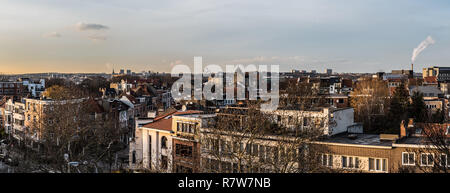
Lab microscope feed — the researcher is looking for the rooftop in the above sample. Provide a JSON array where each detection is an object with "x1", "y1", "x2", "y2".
[
  {"x1": 142, "y1": 110, "x2": 203, "y2": 132},
  {"x1": 318, "y1": 133, "x2": 394, "y2": 147}
]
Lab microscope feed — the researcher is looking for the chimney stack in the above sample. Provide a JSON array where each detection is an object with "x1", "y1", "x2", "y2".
[{"x1": 400, "y1": 120, "x2": 407, "y2": 138}]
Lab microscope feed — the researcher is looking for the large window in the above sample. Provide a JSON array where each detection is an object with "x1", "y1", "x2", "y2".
[
  {"x1": 420, "y1": 153, "x2": 434, "y2": 167},
  {"x1": 322, "y1": 154, "x2": 333, "y2": 167},
  {"x1": 341, "y1": 156, "x2": 359, "y2": 169},
  {"x1": 402, "y1": 152, "x2": 415, "y2": 166},
  {"x1": 369, "y1": 158, "x2": 387, "y2": 172},
  {"x1": 177, "y1": 122, "x2": 181, "y2": 132}
]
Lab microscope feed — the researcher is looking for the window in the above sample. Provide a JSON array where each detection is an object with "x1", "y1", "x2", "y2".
[
  {"x1": 132, "y1": 151, "x2": 136, "y2": 164},
  {"x1": 341, "y1": 156, "x2": 358, "y2": 169},
  {"x1": 446, "y1": 126, "x2": 449, "y2": 135},
  {"x1": 402, "y1": 152, "x2": 415, "y2": 166},
  {"x1": 161, "y1": 136, "x2": 167, "y2": 149},
  {"x1": 369, "y1": 158, "x2": 375, "y2": 171},
  {"x1": 177, "y1": 122, "x2": 181, "y2": 132},
  {"x1": 439, "y1": 154, "x2": 448, "y2": 167},
  {"x1": 259, "y1": 145, "x2": 265, "y2": 162},
  {"x1": 421, "y1": 153, "x2": 434, "y2": 167},
  {"x1": 342, "y1": 156, "x2": 347, "y2": 168},
  {"x1": 246, "y1": 144, "x2": 251, "y2": 154},
  {"x1": 288, "y1": 116, "x2": 294, "y2": 124},
  {"x1": 321, "y1": 154, "x2": 333, "y2": 167},
  {"x1": 369, "y1": 158, "x2": 387, "y2": 172},
  {"x1": 161, "y1": 155, "x2": 168, "y2": 169},
  {"x1": 252, "y1": 144, "x2": 259, "y2": 156},
  {"x1": 175, "y1": 144, "x2": 193, "y2": 158},
  {"x1": 303, "y1": 117, "x2": 308, "y2": 126}
]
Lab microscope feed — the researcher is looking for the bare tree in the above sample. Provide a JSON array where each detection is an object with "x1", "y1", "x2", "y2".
[
  {"x1": 350, "y1": 77, "x2": 389, "y2": 132},
  {"x1": 406, "y1": 124, "x2": 449, "y2": 173}
]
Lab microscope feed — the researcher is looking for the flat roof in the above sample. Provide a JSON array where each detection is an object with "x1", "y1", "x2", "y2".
[{"x1": 318, "y1": 133, "x2": 393, "y2": 147}]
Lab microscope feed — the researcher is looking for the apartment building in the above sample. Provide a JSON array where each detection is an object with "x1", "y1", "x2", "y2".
[
  {"x1": 129, "y1": 110, "x2": 205, "y2": 172},
  {"x1": 0, "y1": 81, "x2": 24, "y2": 100},
  {"x1": 314, "y1": 134, "x2": 395, "y2": 173},
  {"x1": 0, "y1": 79, "x2": 45, "y2": 99},
  {"x1": 314, "y1": 119, "x2": 450, "y2": 173},
  {"x1": 4, "y1": 99, "x2": 26, "y2": 141}
]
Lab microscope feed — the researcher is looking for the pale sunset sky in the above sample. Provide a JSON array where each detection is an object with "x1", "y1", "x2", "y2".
[{"x1": 1, "y1": 0, "x2": 450, "y2": 74}]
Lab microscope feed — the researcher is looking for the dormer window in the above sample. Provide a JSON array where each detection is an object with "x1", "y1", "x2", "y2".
[{"x1": 415, "y1": 128, "x2": 422, "y2": 135}]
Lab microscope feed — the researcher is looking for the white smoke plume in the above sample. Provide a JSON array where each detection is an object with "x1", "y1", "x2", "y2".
[{"x1": 411, "y1": 36, "x2": 435, "y2": 63}]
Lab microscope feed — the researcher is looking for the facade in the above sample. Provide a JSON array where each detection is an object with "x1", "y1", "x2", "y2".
[
  {"x1": 0, "y1": 82, "x2": 24, "y2": 100},
  {"x1": 21, "y1": 78, "x2": 45, "y2": 98},
  {"x1": 315, "y1": 134, "x2": 394, "y2": 173},
  {"x1": 129, "y1": 110, "x2": 205, "y2": 172},
  {"x1": 4, "y1": 99, "x2": 26, "y2": 141}
]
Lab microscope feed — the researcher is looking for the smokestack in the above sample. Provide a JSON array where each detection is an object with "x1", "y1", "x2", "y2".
[{"x1": 411, "y1": 63, "x2": 414, "y2": 72}]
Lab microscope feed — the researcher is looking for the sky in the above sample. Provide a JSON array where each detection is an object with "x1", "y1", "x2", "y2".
[{"x1": 1, "y1": 0, "x2": 450, "y2": 74}]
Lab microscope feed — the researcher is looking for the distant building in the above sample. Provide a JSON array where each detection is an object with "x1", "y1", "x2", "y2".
[
  {"x1": 392, "y1": 69, "x2": 413, "y2": 79},
  {"x1": 423, "y1": 66, "x2": 450, "y2": 82},
  {"x1": 326, "y1": 69, "x2": 332, "y2": 75},
  {"x1": 0, "y1": 81, "x2": 23, "y2": 100}
]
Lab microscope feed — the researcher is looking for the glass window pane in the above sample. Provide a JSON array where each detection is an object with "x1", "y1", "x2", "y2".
[
  {"x1": 376, "y1": 159, "x2": 380, "y2": 171},
  {"x1": 409, "y1": 153, "x2": 415, "y2": 165},
  {"x1": 369, "y1": 158, "x2": 374, "y2": 170},
  {"x1": 328, "y1": 155, "x2": 333, "y2": 167},
  {"x1": 403, "y1": 153, "x2": 408, "y2": 165}
]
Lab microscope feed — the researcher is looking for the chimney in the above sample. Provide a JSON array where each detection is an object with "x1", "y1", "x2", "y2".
[
  {"x1": 408, "y1": 118, "x2": 414, "y2": 128},
  {"x1": 400, "y1": 120, "x2": 407, "y2": 138}
]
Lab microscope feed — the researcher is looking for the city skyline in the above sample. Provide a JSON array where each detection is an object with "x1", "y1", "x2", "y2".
[{"x1": 1, "y1": 0, "x2": 450, "y2": 74}]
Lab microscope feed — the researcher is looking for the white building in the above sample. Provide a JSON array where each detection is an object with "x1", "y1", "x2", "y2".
[
  {"x1": 21, "y1": 78, "x2": 45, "y2": 98},
  {"x1": 4, "y1": 99, "x2": 26, "y2": 141},
  {"x1": 264, "y1": 107, "x2": 361, "y2": 136}
]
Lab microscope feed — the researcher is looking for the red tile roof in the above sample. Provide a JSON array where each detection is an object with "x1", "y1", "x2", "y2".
[
  {"x1": 424, "y1": 76, "x2": 437, "y2": 84},
  {"x1": 142, "y1": 110, "x2": 202, "y2": 132}
]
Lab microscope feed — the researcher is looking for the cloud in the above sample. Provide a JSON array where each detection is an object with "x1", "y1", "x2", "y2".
[
  {"x1": 87, "y1": 34, "x2": 107, "y2": 41},
  {"x1": 76, "y1": 22, "x2": 109, "y2": 31},
  {"x1": 43, "y1": 32, "x2": 61, "y2": 38}
]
